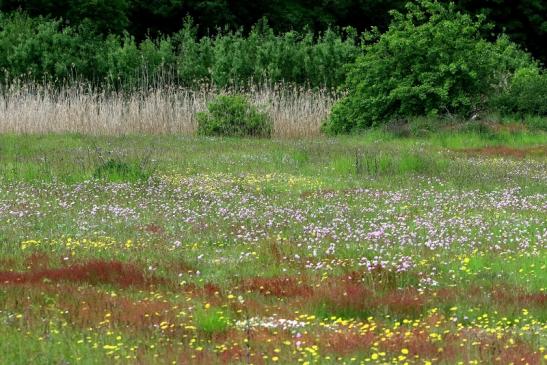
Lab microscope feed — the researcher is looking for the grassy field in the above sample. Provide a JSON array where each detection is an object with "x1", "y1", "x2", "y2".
[{"x1": 0, "y1": 131, "x2": 546, "y2": 364}]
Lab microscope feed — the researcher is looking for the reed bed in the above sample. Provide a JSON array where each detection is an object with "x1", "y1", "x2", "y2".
[{"x1": 0, "y1": 83, "x2": 338, "y2": 138}]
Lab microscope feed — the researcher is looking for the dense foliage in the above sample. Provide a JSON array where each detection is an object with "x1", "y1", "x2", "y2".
[
  {"x1": 0, "y1": 13, "x2": 359, "y2": 88},
  {"x1": 1, "y1": 0, "x2": 544, "y2": 63},
  {"x1": 323, "y1": 1, "x2": 540, "y2": 134},
  {"x1": 491, "y1": 67, "x2": 547, "y2": 117},
  {"x1": 197, "y1": 95, "x2": 272, "y2": 137},
  {"x1": 0, "y1": 1, "x2": 545, "y2": 132}
]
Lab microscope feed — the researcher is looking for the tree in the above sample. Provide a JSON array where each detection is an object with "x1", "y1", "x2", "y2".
[{"x1": 322, "y1": 0, "x2": 535, "y2": 133}]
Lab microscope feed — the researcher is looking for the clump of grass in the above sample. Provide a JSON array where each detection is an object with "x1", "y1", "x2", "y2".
[
  {"x1": 91, "y1": 146, "x2": 156, "y2": 182},
  {"x1": 93, "y1": 159, "x2": 150, "y2": 182},
  {"x1": 194, "y1": 307, "x2": 231, "y2": 335}
]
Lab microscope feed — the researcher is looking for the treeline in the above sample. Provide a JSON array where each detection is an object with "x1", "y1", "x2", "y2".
[
  {"x1": 1, "y1": 0, "x2": 545, "y2": 63},
  {"x1": 1, "y1": 0, "x2": 545, "y2": 134},
  {"x1": 0, "y1": 13, "x2": 359, "y2": 89}
]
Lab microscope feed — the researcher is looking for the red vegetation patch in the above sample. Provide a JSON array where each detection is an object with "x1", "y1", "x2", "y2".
[
  {"x1": 491, "y1": 287, "x2": 547, "y2": 308},
  {"x1": 492, "y1": 343, "x2": 541, "y2": 365},
  {"x1": 1, "y1": 282, "x2": 185, "y2": 334},
  {"x1": 469, "y1": 331, "x2": 541, "y2": 365},
  {"x1": 456, "y1": 145, "x2": 546, "y2": 158},
  {"x1": 518, "y1": 292, "x2": 547, "y2": 307},
  {"x1": 310, "y1": 271, "x2": 425, "y2": 317},
  {"x1": 0, "y1": 260, "x2": 162, "y2": 288},
  {"x1": 196, "y1": 282, "x2": 226, "y2": 306},
  {"x1": 180, "y1": 282, "x2": 224, "y2": 306},
  {"x1": 429, "y1": 285, "x2": 545, "y2": 312},
  {"x1": 380, "y1": 289, "x2": 427, "y2": 316},
  {"x1": 241, "y1": 276, "x2": 313, "y2": 297},
  {"x1": 439, "y1": 285, "x2": 547, "y2": 311},
  {"x1": 217, "y1": 345, "x2": 245, "y2": 364},
  {"x1": 142, "y1": 223, "x2": 165, "y2": 235},
  {"x1": 380, "y1": 329, "x2": 440, "y2": 358},
  {"x1": 313, "y1": 280, "x2": 373, "y2": 315},
  {"x1": 322, "y1": 331, "x2": 376, "y2": 355},
  {"x1": 24, "y1": 252, "x2": 50, "y2": 270},
  {"x1": 434, "y1": 287, "x2": 459, "y2": 302},
  {"x1": 73, "y1": 293, "x2": 175, "y2": 330}
]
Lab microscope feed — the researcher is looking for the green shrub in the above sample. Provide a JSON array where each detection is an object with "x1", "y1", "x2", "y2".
[
  {"x1": 197, "y1": 95, "x2": 272, "y2": 137},
  {"x1": 323, "y1": 0, "x2": 535, "y2": 134},
  {"x1": 521, "y1": 115, "x2": 547, "y2": 131},
  {"x1": 491, "y1": 67, "x2": 547, "y2": 117}
]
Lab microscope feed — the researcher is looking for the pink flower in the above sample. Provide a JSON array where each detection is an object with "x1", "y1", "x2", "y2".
[{"x1": 368, "y1": 229, "x2": 384, "y2": 238}]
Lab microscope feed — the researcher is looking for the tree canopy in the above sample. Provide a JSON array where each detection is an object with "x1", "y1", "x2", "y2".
[{"x1": 1, "y1": 0, "x2": 544, "y2": 62}]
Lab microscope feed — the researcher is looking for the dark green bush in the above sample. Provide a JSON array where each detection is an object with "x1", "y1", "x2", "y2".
[
  {"x1": 197, "y1": 95, "x2": 272, "y2": 137},
  {"x1": 491, "y1": 67, "x2": 547, "y2": 117},
  {"x1": 322, "y1": 0, "x2": 536, "y2": 134}
]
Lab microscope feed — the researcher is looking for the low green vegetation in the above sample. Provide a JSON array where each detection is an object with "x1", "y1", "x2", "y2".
[
  {"x1": 0, "y1": 130, "x2": 544, "y2": 187},
  {"x1": 194, "y1": 307, "x2": 232, "y2": 335}
]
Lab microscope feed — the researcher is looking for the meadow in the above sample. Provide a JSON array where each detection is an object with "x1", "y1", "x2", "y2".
[{"x1": 0, "y1": 131, "x2": 545, "y2": 364}]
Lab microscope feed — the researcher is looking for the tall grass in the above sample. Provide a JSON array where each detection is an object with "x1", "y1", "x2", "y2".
[{"x1": 0, "y1": 82, "x2": 338, "y2": 138}]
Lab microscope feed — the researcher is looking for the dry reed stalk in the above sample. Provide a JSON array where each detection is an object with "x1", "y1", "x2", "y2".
[{"x1": 0, "y1": 83, "x2": 337, "y2": 138}]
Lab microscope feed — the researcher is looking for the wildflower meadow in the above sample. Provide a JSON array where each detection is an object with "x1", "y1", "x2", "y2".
[
  {"x1": 0, "y1": 0, "x2": 546, "y2": 364},
  {"x1": 0, "y1": 134, "x2": 545, "y2": 364}
]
